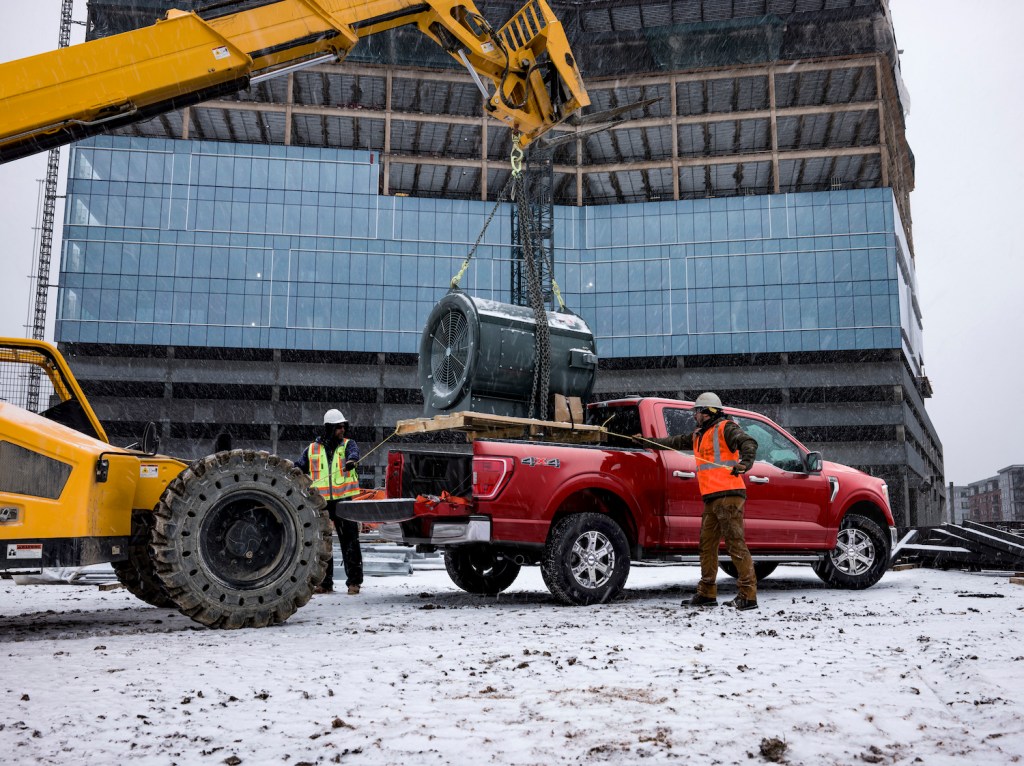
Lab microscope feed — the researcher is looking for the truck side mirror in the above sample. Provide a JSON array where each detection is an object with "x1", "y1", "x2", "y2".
[
  {"x1": 805, "y1": 451, "x2": 823, "y2": 474},
  {"x1": 141, "y1": 421, "x2": 160, "y2": 456}
]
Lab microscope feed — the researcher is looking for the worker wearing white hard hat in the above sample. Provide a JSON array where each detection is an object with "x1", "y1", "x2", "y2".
[
  {"x1": 644, "y1": 392, "x2": 759, "y2": 611},
  {"x1": 296, "y1": 408, "x2": 363, "y2": 595}
]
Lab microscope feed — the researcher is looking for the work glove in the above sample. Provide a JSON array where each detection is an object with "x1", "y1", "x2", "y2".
[
  {"x1": 344, "y1": 461, "x2": 356, "y2": 472},
  {"x1": 731, "y1": 464, "x2": 748, "y2": 476}
]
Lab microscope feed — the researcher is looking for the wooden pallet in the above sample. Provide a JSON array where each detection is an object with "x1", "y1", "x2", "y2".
[{"x1": 395, "y1": 411, "x2": 606, "y2": 443}]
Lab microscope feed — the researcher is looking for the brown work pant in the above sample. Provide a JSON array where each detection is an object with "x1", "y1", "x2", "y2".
[{"x1": 696, "y1": 495, "x2": 756, "y2": 601}]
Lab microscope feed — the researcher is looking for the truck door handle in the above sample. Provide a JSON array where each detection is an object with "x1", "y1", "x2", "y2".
[
  {"x1": 672, "y1": 470, "x2": 696, "y2": 479},
  {"x1": 748, "y1": 476, "x2": 769, "y2": 484}
]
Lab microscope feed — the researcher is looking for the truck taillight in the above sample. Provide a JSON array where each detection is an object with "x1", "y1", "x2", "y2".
[
  {"x1": 473, "y1": 457, "x2": 514, "y2": 500},
  {"x1": 386, "y1": 451, "x2": 404, "y2": 499}
]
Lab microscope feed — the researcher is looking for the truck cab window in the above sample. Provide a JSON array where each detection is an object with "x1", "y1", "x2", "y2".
[
  {"x1": 663, "y1": 407, "x2": 696, "y2": 451},
  {"x1": 735, "y1": 416, "x2": 805, "y2": 473},
  {"x1": 588, "y1": 404, "x2": 640, "y2": 448}
]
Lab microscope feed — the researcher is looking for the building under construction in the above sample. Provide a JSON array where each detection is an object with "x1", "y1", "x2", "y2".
[{"x1": 53, "y1": 0, "x2": 944, "y2": 526}]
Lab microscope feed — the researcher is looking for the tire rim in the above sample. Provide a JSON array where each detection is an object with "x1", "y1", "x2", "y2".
[
  {"x1": 830, "y1": 526, "x2": 876, "y2": 576},
  {"x1": 569, "y1": 530, "x2": 616, "y2": 589},
  {"x1": 198, "y1": 490, "x2": 296, "y2": 589},
  {"x1": 464, "y1": 548, "x2": 504, "y2": 577}
]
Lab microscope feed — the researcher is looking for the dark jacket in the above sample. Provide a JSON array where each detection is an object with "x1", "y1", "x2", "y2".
[
  {"x1": 295, "y1": 435, "x2": 360, "y2": 474},
  {"x1": 647, "y1": 414, "x2": 758, "y2": 501}
]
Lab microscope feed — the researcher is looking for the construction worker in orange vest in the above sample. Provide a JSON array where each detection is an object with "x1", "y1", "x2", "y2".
[
  {"x1": 296, "y1": 408, "x2": 363, "y2": 595},
  {"x1": 646, "y1": 392, "x2": 760, "y2": 610}
]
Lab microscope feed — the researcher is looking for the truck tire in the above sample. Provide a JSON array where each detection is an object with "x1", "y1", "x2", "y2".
[
  {"x1": 444, "y1": 546, "x2": 521, "y2": 595},
  {"x1": 112, "y1": 511, "x2": 175, "y2": 609},
  {"x1": 719, "y1": 561, "x2": 779, "y2": 582},
  {"x1": 812, "y1": 512, "x2": 890, "y2": 590},
  {"x1": 541, "y1": 512, "x2": 630, "y2": 605},
  {"x1": 150, "y1": 450, "x2": 332, "y2": 629}
]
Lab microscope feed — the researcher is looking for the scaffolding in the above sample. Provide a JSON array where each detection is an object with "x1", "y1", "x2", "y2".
[{"x1": 25, "y1": 0, "x2": 74, "y2": 413}]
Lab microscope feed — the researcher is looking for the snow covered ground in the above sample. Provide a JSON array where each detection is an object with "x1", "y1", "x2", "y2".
[{"x1": 1, "y1": 563, "x2": 1022, "y2": 765}]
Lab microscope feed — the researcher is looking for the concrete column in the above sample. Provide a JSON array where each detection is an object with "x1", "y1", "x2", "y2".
[
  {"x1": 383, "y1": 69, "x2": 392, "y2": 196},
  {"x1": 284, "y1": 74, "x2": 294, "y2": 146},
  {"x1": 162, "y1": 345, "x2": 174, "y2": 442},
  {"x1": 271, "y1": 349, "x2": 281, "y2": 453},
  {"x1": 874, "y1": 57, "x2": 890, "y2": 188},
  {"x1": 481, "y1": 115, "x2": 488, "y2": 200},
  {"x1": 575, "y1": 127, "x2": 583, "y2": 207},
  {"x1": 768, "y1": 66, "x2": 780, "y2": 194},
  {"x1": 670, "y1": 74, "x2": 680, "y2": 201}
]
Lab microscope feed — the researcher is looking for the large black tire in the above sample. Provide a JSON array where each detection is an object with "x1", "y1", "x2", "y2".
[
  {"x1": 813, "y1": 512, "x2": 890, "y2": 590},
  {"x1": 444, "y1": 546, "x2": 521, "y2": 595},
  {"x1": 112, "y1": 512, "x2": 175, "y2": 609},
  {"x1": 151, "y1": 450, "x2": 332, "y2": 629},
  {"x1": 541, "y1": 512, "x2": 630, "y2": 605},
  {"x1": 719, "y1": 561, "x2": 779, "y2": 582}
]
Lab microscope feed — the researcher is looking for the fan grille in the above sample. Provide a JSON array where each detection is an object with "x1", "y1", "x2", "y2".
[{"x1": 429, "y1": 307, "x2": 471, "y2": 395}]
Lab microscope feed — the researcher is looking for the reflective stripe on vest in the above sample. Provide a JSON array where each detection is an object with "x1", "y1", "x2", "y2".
[
  {"x1": 693, "y1": 419, "x2": 745, "y2": 497},
  {"x1": 308, "y1": 439, "x2": 359, "y2": 500}
]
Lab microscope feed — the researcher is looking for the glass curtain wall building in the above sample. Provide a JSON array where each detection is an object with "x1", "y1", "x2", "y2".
[{"x1": 56, "y1": 0, "x2": 944, "y2": 526}]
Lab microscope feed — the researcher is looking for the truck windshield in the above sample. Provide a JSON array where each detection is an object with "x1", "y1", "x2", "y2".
[{"x1": 587, "y1": 404, "x2": 641, "y2": 448}]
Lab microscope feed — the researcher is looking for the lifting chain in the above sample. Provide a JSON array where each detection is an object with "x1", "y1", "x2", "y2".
[
  {"x1": 449, "y1": 133, "x2": 562, "y2": 421},
  {"x1": 507, "y1": 137, "x2": 550, "y2": 420}
]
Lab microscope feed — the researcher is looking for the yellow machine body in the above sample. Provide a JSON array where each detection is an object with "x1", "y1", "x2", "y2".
[{"x1": 0, "y1": 338, "x2": 186, "y2": 570}]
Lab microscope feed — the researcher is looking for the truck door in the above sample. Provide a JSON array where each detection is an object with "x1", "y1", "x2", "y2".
[
  {"x1": 732, "y1": 416, "x2": 832, "y2": 548},
  {"x1": 656, "y1": 406, "x2": 703, "y2": 547}
]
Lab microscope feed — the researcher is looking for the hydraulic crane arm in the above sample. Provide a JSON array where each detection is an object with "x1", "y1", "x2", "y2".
[{"x1": 0, "y1": 0, "x2": 589, "y2": 164}]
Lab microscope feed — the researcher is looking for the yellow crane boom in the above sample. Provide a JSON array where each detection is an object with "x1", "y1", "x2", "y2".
[{"x1": 0, "y1": 0, "x2": 589, "y2": 163}]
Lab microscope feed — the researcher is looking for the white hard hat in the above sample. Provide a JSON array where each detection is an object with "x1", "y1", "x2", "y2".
[
  {"x1": 693, "y1": 392, "x2": 723, "y2": 410},
  {"x1": 323, "y1": 408, "x2": 348, "y2": 425}
]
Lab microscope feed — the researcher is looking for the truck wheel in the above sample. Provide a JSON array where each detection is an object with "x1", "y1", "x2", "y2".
[
  {"x1": 541, "y1": 512, "x2": 630, "y2": 606},
  {"x1": 150, "y1": 450, "x2": 332, "y2": 629},
  {"x1": 812, "y1": 512, "x2": 890, "y2": 590},
  {"x1": 444, "y1": 546, "x2": 521, "y2": 595},
  {"x1": 719, "y1": 561, "x2": 779, "y2": 581},
  {"x1": 112, "y1": 512, "x2": 175, "y2": 609}
]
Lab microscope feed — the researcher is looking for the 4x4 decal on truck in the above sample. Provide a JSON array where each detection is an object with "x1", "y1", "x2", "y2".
[{"x1": 521, "y1": 457, "x2": 561, "y2": 468}]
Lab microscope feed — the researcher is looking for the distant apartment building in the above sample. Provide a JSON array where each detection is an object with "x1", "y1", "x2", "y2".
[
  {"x1": 948, "y1": 483, "x2": 969, "y2": 525},
  {"x1": 997, "y1": 465, "x2": 1024, "y2": 522},
  {"x1": 953, "y1": 465, "x2": 1024, "y2": 523}
]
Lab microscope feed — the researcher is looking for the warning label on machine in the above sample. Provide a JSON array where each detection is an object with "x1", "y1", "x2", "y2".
[{"x1": 7, "y1": 543, "x2": 43, "y2": 559}]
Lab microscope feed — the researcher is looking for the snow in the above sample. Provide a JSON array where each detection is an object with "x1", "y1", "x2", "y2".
[{"x1": 1, "y1": 564, "x2": 1022, "y2": 765}]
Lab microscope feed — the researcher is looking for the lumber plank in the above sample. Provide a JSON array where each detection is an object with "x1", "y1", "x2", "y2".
[{"x1": 395, "y1": 410, "x2": 606, "y2": 443}]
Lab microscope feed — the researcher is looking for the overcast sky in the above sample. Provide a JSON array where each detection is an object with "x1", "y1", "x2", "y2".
[{"x1": 0, "y1": 1, "x2": 1020, "y2": 486}]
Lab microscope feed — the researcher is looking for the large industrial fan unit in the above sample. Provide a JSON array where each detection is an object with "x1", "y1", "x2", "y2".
[{"x1": 418, "y1": 290, "x2": 597, "y2": 418}]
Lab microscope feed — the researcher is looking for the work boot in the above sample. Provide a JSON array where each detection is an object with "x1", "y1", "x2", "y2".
[
  {"x1": 725, "y1": 596, "x2": 758, "y2": 611},
  {"x1": 347, "y1": 584, "x2": 360, "y2": 595},
  {"x1": 313, "y1": 585, "x2": 333, "y2": 595},
  {"x1": 683, "y1": 593, "x2": 718, "y2": 607}
]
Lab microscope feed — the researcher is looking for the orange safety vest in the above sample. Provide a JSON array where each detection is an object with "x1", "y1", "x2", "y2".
[
  {"x1": 693, "y1": 419, "x2": 746, "y2": 497},
  {"x1": 308, "y1": 439, "x2": 360, "y2": 500}
]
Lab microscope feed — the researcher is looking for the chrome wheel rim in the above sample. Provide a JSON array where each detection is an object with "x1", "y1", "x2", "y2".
[
  {"x1": 830, "y1": 526, "x2": 876, "y2": 575},
  {"x1": 569, "y1": 530, "x2": 615, "y2": 589}
]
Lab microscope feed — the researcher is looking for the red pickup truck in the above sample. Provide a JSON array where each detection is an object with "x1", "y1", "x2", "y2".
[{"x1": 369, "y1": 397, "x2": 896, "y2": 605}]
